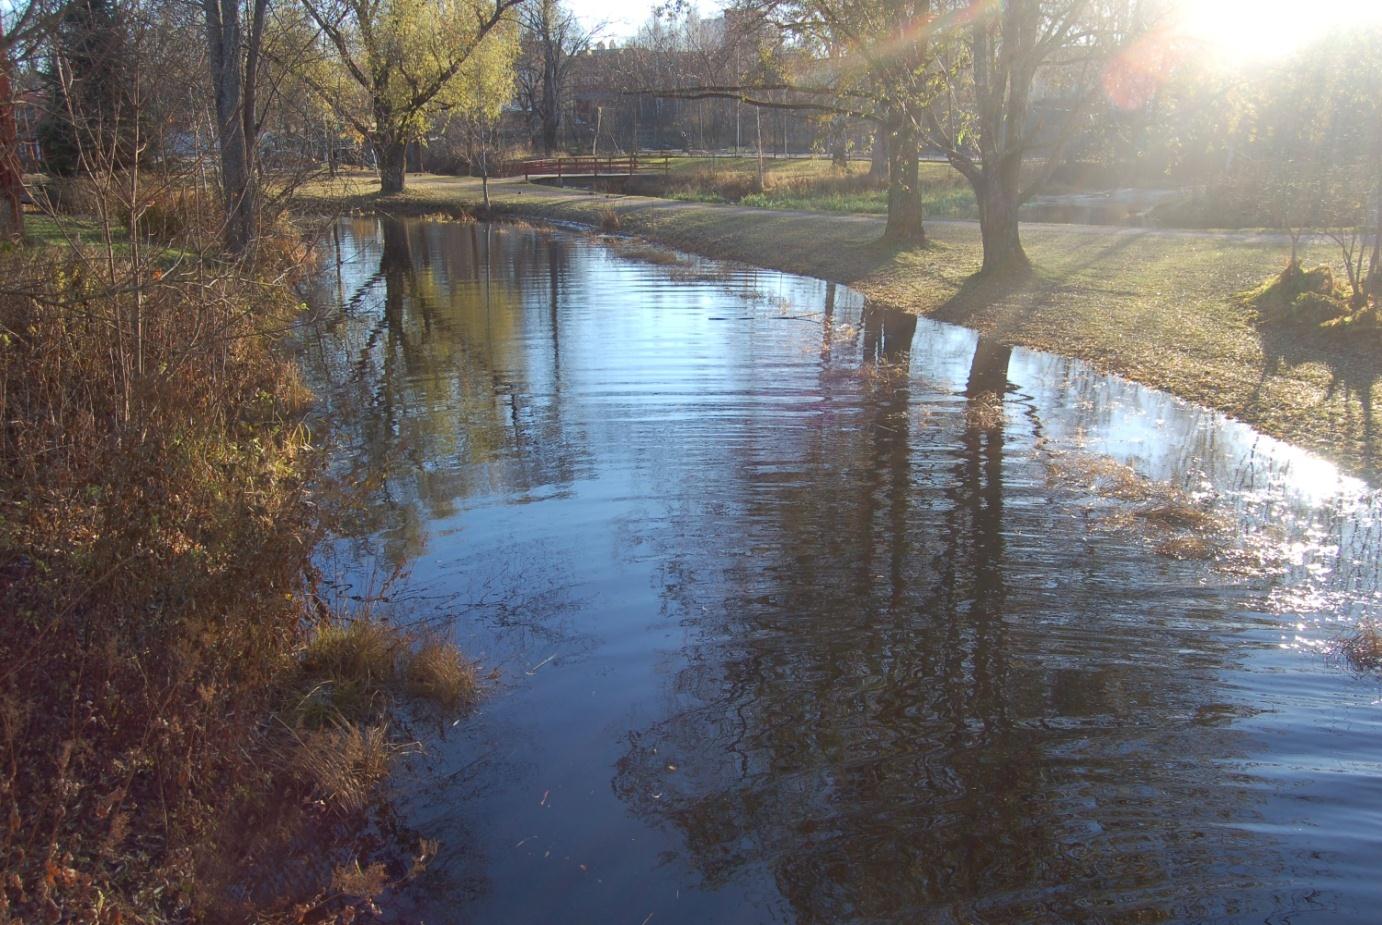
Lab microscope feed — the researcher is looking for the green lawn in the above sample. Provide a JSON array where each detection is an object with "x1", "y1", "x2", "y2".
[{"x1": 19, "y1": 212, "x2": 129, "y2": 249}]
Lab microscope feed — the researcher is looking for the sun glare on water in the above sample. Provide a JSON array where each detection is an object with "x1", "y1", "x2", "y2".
[{"x1": 1175, "y1": 0, "x2": 1382, "y2": 61}]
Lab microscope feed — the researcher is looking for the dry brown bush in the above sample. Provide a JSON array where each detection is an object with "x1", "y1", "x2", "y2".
[
  {"x1": 0, "y1": 217, "x2": 461, "y2": 920},
  {"x1": 0, "y1": 236, "x2": 325, "y2": 920}
]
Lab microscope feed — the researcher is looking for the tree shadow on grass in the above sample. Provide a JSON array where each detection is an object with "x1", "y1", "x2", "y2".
[
  {"x1": 925, "y1": 265, "x2": 1036, "y2": 330},
  {"x1": 1252, "y1": 318, "x2": 1380, "y2": 477},
  {"x1": 925, "y1": 232, "x2": 1147, "y2": 334},
  {"x1": 627, "y1": 204, "x2": 935, "y2": 282}
]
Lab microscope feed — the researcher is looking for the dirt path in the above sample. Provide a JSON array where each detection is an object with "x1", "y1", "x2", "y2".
[{"x1": 299, "y1": 173, "x2": 1381, "y2": 483}]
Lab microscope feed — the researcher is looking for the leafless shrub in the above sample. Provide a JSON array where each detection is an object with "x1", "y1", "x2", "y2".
[{"x1": 1335, "y1": 621, "x2": 1382, "y2": 674}]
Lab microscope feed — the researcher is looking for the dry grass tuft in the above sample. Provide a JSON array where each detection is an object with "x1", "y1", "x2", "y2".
[
  {"x1": 619, "y1": 244, "x2": 688, "y2": 266},
  {"x1": 597, "y1": 206, "x2": 623, "y2": 233},
  {"x1": 859, "y1": 361, "x2": 912, "y2": 385},
  {"x1": 297, "y1": 617, "x2": 478, "y2": 716},
  {"x1": 295, "y1": 722, "x2": 398, "y2": 813},
  {"x1": 406, "y1": 639, "x2": 479, "y2": 712},
  {"x1": 331, "y1": 861, "x2": 392, "y2": 898},
  {"x1": 302, "y1": 618, "x2": 404, "y2": 687},
  {"x1": 1154, "y1": 535, "x2": 1219, "y2": 560},
  {"x1": 1137, "y1": 501, "x2": 1215, "y2": 530},
  {"x1": 1044, "y1": 452, "x2": 1233, "y2": 565},
  {"x1": 1046, "y1": 453, "x2": 1153, "y2": 501},
  {"x1": 964, "y1": 391, "x2": 1007, "y2": 429}
]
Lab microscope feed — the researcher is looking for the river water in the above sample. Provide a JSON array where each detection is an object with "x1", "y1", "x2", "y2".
[{"x1": 303, "y1": 216, "x2": 1382, "y2": 923}]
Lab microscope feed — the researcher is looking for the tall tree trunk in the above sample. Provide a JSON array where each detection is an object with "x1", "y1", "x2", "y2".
[
  {"x1": 1369, "y1": 137, "x2": 1382, "y2": 300},
  {"x1": 204, "y1": 0, "x2": 256, "y2": 253},
  {"x1": 0, "y1": 22, "x2": 23, "y2": 241},
  {"x1": 540, "y1": 33, "x2": 559, "y2": 155},
  {"x1": 376, "y1": 134, "x2": 406, "y2": 194},
  {"x1": 828, "y1": 116, "x2": 847, "y2": 168},
  {"x1": 538, "y1": 0, "x2": 562, "y2": 155},
  {"x1": 240, "y1": 0, "x2": 265, "y2": 216},
  {"x1": 479, "y1": 133, "x2": 491, "y2": 210},
  {"x1": 883, "y1": 118, "x2": 924, "y2": 246},
  {"x1": 541, "y1": 109, "x2": 559, "y2": 154},
  {"x1": 974, "y1": 156, "x2": 1028, "y2": 276},
  {"x1": 869, "y1": 122, "x2": 888, "y2": 182}
]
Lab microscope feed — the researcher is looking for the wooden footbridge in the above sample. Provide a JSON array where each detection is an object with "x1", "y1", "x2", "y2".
[{"x1": 507, "y1": 155, "x2": 671, "y2": 182}]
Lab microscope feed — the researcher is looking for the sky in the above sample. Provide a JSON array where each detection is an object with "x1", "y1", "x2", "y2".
[
  {"x1": 565, "y1": 0, "x2": 715, "y2": 43},
  {"x1": 1173, "y1": 0, "x2": 1382, "y2": 62},
  {"x1": 566, "y1": 0, "x2": 1382, "y2": 60}
]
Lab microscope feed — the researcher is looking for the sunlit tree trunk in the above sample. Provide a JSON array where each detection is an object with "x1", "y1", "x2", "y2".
[
  {"x1": 869, "y1": 122, "x2": 888, "y2": 182},
  {"x1": 884, "y1": 117, "x2": 924, "y2": 245},
  {"x1": 973, "y1": 159, "x2": 1028, "y2": 276},
  {"x1": 375, "y1": 124, "x2": 407, "y2": 194}
]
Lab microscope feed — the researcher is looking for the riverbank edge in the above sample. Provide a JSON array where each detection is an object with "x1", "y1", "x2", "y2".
[
  {"x1": 0, "y1": 217, "x2": 483, "y2": 920},
  {"x1": 294, "y1": 175, "x2": 1380, "y2": 484}
]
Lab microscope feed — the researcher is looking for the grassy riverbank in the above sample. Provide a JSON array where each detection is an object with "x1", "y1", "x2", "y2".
[
  {"x1": 298, "y1": 172, "x2": 1380, "y2": 483},
  {"x1": 640, "y1": 155, "x2": 979, "y2": 218},
  {"x1": 0, "y1": 199, "x2": 473, "y2": 921}
]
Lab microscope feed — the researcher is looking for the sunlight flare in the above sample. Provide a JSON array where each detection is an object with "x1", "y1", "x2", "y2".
[{"x1": 1174, "y1": 0, "x2": 1382, "y2": 60}]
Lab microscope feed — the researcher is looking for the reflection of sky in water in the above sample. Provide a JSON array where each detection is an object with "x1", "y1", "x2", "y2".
[
  {"x1": 909, "y1": 312, "x2": 1382, "y2": 642},
  {"x1": 303, "y1": 218, "x2": 1382, "y2": 925}
]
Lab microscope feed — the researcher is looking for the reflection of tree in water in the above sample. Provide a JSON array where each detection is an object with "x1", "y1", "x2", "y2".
[
  {"x1": 613, "y1": 304, "x2": 1272, "y2": 921},
  {"x1": 302, "y1": 218, "x2": 588, "y2": 567}
]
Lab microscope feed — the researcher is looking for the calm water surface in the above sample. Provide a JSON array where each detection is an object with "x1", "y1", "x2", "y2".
[{"x1": 304, "y1": 217, "x2": 1382, "y2": 923}]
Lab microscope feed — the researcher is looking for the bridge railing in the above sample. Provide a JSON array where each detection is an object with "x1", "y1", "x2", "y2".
[{"x1": 497, "y1": 156, "x2": 670, "y2": 180}]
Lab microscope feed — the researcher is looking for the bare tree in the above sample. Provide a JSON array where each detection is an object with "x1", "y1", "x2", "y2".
[
  {"x1": 925, "y1": 0, "x2": 1148, "y2": 274},
  {"x1": 1, "y1": 0, "x2": 63, "y2": 239},
  {"x1": 203, "y1": 0, "x2": 266, "y2": 253},
  {"x1": 519, "y1": 0, "x2": 595, "y2": 154}
]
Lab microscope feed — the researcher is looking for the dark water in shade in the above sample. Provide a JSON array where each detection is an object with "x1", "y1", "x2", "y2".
[{"x1": 302, "y1": 217, "x2": 1382, "y2": 924}]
